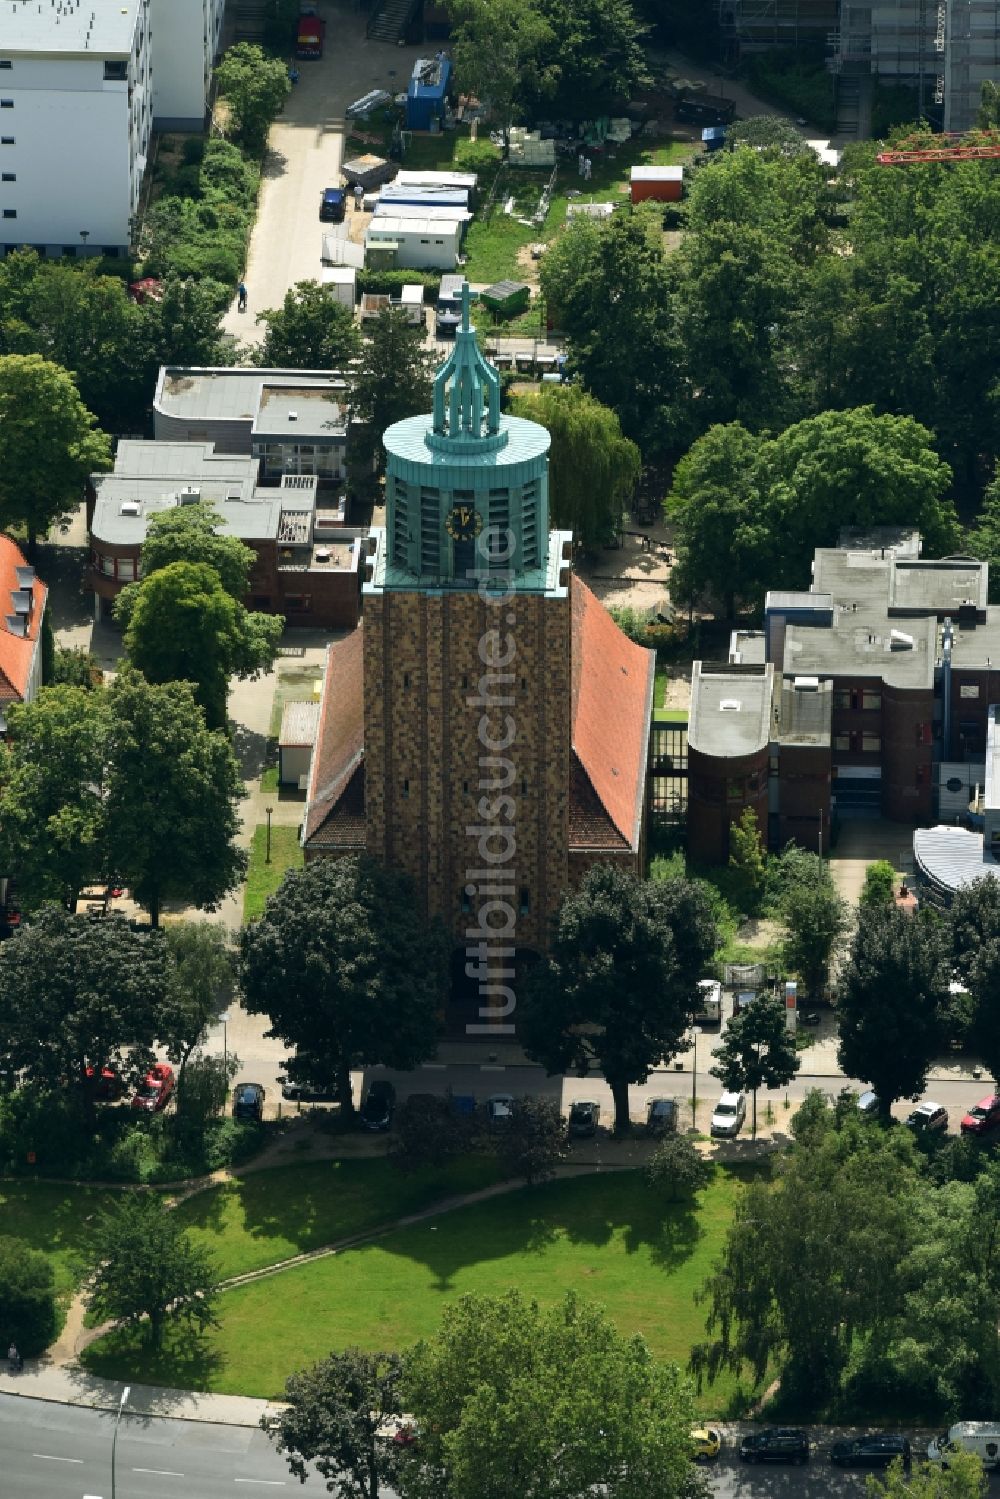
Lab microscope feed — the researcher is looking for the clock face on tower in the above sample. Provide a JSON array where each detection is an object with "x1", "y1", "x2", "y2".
[{"x1": 445, "y1": 503, "x2": 483, "y2": 543}]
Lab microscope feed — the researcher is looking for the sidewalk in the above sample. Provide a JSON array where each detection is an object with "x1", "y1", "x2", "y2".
[{"x1": 0, "y1": 1362, "x2": 279, "y2": 1427}]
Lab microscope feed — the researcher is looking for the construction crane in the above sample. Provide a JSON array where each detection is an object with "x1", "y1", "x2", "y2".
[{"x1": 877, "y1": 131, "x2": 1000, "y2": 165}]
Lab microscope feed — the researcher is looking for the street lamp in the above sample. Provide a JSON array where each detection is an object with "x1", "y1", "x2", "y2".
[
  {"x1": 111, "y1": 1384, "x2": 130, "y2": 1499},
  {"x1": 220, "y1": 1011, "x2": 230, "y2": 1077},
  {"x1": 690, "y1": 1026, "x2": 701, "y2": 1126}
]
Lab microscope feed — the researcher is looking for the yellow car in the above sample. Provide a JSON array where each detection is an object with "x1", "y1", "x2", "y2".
[{"x1": 691, "y1": 1427, "x2": 722, "y2": 1460}]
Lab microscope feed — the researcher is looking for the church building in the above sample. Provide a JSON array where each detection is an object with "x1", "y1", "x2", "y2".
[{"x1": 303, "y1": 292, "x2": 653, "y2": 1020}]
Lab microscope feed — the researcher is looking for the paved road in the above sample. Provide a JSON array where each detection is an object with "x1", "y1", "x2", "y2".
[{"x1": 0, "y1": 1395, "x2": 307, "y2": 1497}]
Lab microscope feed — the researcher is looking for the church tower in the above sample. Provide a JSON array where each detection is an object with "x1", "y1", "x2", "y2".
[{"x1": 304, "y1": 292, "x2": 655, "y2": 1027}]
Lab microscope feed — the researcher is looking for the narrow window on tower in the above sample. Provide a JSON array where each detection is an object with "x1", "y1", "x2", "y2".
[
  {"x1": 519, "y1": 887, "x2": 531, "y2": 915},
  {"x1": 402, "y1": 779, "x2": 410, "y2": 800},
  {"x1": 403, "y1": 672, "x2": 410, "y2": 688}
]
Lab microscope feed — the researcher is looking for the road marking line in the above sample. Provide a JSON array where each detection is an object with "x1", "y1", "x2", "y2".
[
  {"x1": 33, "y1": 1453, "x2": 83, "y2": 1462},
  {"x1": 233, "y1": 1481, "x2": 286, "y2": 1486},
  {"x1": 134, "y1": 1467, "x2": 184, "y2": 1477}
]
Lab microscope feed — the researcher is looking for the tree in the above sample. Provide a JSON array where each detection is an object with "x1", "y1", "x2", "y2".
[
  {"x1": 531, "y1": 0, "x2": 647, "y2": 122},
  {"x1": 950, "y1": 876, "x2": 1000, "y2": 984},
  {"x1": 646, "y1": 1134, "x2": 713, "y2": 1203},
  {"x1": 173, "y1": 1050, "x2": 241, "y2": 1133},
  {"x1": 759, "y1": 406, "x2": 957, "y2": 590},
  {"x1": 239, "y1": 858, "x2": 448, "y2": 1119},
  {"x1": 494, "y1": 1096, "x2": 565, "y2": 1185},
  {"x1": 710, "y1": 991, "x2": 800, "y2": 1139},
  {"x1": 836, "y1": 905, "x2": 951, "y2": 1121},
  {"x1": 727, "y1": 806, "x2": 767, "y2": 914},
  {"x1": 152, "y1": 276, "x2": 231, "y2": 369},
  {"x1": 256, "y1": 281, "x2": 362, "y2": 370},
  {"x1": 539, "y1": 213, "x2": 679, "y2": 454},
  {"x1": 979, "y1": 80, "x2": 1000, "y2": 130},
  {"x1": 50, "y1": 645, "x2": 103, "y2": 689},
  {"x1": 352, "y1": 310, "x2": 437, "y2": 476},
  {"x1": 520, "y1": 867, "x2": 718, "y2": 1135},
  {"x1": 869, "y1": 1452, "x2": 985, "y2": 1499},
  {"x1": 103, "y1": 667, "x2": 247, "y2": 927},
  {"x1": 966, "y1": 464, "x2": 1000, "y2": 603},
  {"x1": 0, "y1": 1236, "x2": 58, "y2": 1355},
  {"x1": 446, "y1": 0, "x2": 555, "y2": 149},
  {"x1": 509, "y1": 385, "x2": 640, "y2": 546},
  {"x1": 391, "y1": 1093, "x2": 473, "y2": 1175},
  {"x1": 403, "y1": 1290, "x2": 696, "y2": 1499},
  {"x1": 0, "y1": 907, "x2": 166, "y2": 1099},
  {"x1": 86, "y1": 1193, "x2": 218, "y2": 1351},
  {"x1": 120, "y1": 501, "x2": 256, "y2": 606},
  {"x1": 726, "y1": 116, "x2": 813, "y2": 156},
  {"x1": 781, "y1": 877, "x2": 848, "y2": 1000},
  {"x1": 692, "y1": 1110, "x2": 921, "y2": 1402},
  {"x1": 214, "y1": 43, "x2": 290, "y2": 153},
  {"x1": 159, "y1": 922, "x2": 235, "y2": 1087},
  {"x1": 121, "y1": 560, "x2": 282, "y2": 731},
  {"x1": 265, "y1": 1349, "x2": 408, "y2": 1499},
  {"x1": 666, "y1": 423, "x2": 768, "y2": 616},
  {"x1": 0, "y1": 684, "x2": 107, "y2": 911},
  {"x1": 0, "y1": 354, "x2": 111, "y2": 548},
  {"x1": 860, "y1": 860, "x2": 897, "y2": 908}
]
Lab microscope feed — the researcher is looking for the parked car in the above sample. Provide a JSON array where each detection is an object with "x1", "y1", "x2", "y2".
[
  {"x1": 131, "y1": 1062, "x2": 174, "y2": 1113},
  {"x1": 691, "y1": 1427, "x2": 722, "y2": 1460},
  {"x1": 928, "y1": 1423, "x2": 1000, "y2": 1470},
  {"x1": 695, "y1": 978, "x2": 722, "y2": 1026},
  {"x1": 960, "y1": 1096, "x2": 1000, "y2": 1136},
  {"x1": 567, "y1": 1099, "x2": 600, "y2": 1138},
  {"x1": 85, "y1": 1064, "x2": 125, "y2": 1101},
  {"x1": 906, "y1": 1101, "x2": 948, "y2": 1134},
  {"x1": 646, "y1": 1098, "x2": 678, "y2": 1136},
  {"x1": 319, "y1": 186, "x2": 345, "y2": 222},
  {"x1": 233, "y1": 1082, "x2": 265, "y2": 1122},
  {"x1": 361, "y1": 1080, "x2": 396, "y2": 1132},
  {"x1": 710, "y1": 1091, "x2": 747, "y2": 1138},
  {"x1": 279, "y1": 1076, "x2": 339, "y2": 1103},
  {"x1": 485, "y1": 1093, "x2": 515, "y2": 1125},
  {"x1": 739, "y1": 1428, "x2": 809, "y2": 1465},
  {"x1": 831, "y1": 1434, "x2": 911, "y2": 1470}
]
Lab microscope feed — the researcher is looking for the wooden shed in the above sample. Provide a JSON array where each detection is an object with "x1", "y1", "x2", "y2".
[
  {"x1": 279, "y1": 700, "x2": 321, "y2": 789},
  {"x1": 629, "y1": 165, "x2": 684, "y2": 204}
]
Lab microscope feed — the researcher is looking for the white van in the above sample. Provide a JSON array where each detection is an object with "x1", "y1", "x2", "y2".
[
  {"x1": 927, "y1": 1423, "x2": 1000, "y2": 1470},
  {"x1": 696, "y1": 978, "x2": 722, "y2": 1027}
]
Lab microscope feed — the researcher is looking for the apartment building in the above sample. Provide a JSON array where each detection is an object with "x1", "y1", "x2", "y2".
[
  {"x1": 0, "y1": 0, "x2": 153, "y2": 256},
  {"x1": 149, "y1": 0, "x2": 226, "y2": 129},
  {"x1": 687, "y1": 529, "x2": 1000, "y2": 864}
]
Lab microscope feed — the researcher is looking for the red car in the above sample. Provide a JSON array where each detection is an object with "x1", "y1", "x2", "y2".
[
  {"x1": 84, "y1": 1064, "x2": 125, "y2": 1101},
  {"x1": 960, "y1": 1095, "x2": 1000, "y2": 1135},
  {"x1": 131, "y1": 1063, "x2": 175, "y2": 1113}
]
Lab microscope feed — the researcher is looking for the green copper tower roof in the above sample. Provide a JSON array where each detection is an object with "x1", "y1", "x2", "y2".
[{"x1": 427, "y1": 285, "x2": 506, "y2": 457}]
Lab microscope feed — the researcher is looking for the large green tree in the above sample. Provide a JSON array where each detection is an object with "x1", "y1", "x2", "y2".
[
  {"x1": 520, "y1": 866, "x2": 718, "y2": 1134},
  {"x1": 0, "y1": 907, "x2": 166, "y2": 1099},
  {"x1": 265, "y1": 1349, "x2": 408, "y2": 1499},
  {"x1": 870, "y1": 1452, "x2": 986, "y2": 1499},
  {"x1": 446, "y1": 0, "x2": 555, "y2": 148},
  {"x1": 0, "y1": 1236, "x2": 58, "y2": 1356},
  {"x1": 160, "y1": 922, "x2": 235, "y2": 1088},
  {"x1": 666, "y1": 423, "x2": 768, "y2": 617},
  {"x1": 115, "y1": 501, "x2": 257, "y2": 621},
  {"x1": 781, "y1": 877, "x2": 849, "y2": 1001},
  {"x1": 0, "y1": 684, "x2": 107, "y2": 911},
  {"x1": 256, "y1": 281, "x2": 362, "y2": 370},
  {"x1": 403, "y1": 1289, "x2": 697, "y2": 1499},
  {"x1": 239, "y1": 857, "x2": 448, "y2": 1117},
  {"x1": 103, "y1": 667, "x2": 246, "y2": 927},
  {"x1": 215, "y1": 43, "x2": 290, "y2": 153},
  {"x1": 710, "y1": 991, "x2": 800, "y2": 1140},
  {"x1": 353, "y1": 310, "x2": 437, "y2": 476},
  {"x1": 836, "y1": 905, "x2": 951, "y2": 1121},
  {"x1": 531, "y1": 0, "x2": 648, "y2": 122},
  {"x1": 86, "y1": 1193, "x2": 218, "y2": 1351},
  {"x1": 121, "y1": 560, "x2": 282, "y2": 730},
  {"x1": 539, "y1": 212, "x2": 679, "y2": 454},
  {"x1": 510, "y1": 384, "x2": 640, "y2": 546},
  {"x1": 0, "y1": 354, "x2": 111, "y2": 547}
]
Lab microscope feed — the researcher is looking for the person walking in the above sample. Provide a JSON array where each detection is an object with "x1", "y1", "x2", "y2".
[
  {"x1": 577, "y1": 151, "x2": 585, "y2": 177},
  {"x1": 8, "y1": 1342, "x2": 21, "y2": 1373},
  {"x1": 354, "y1": 182, "x2": 365, "y2": 213},
  {"x1": 237, "y1": 281, "x2": 247, "y2": 312},
  {"x1": 583, "y1": 157, "x2": 592, "y2": 182}
]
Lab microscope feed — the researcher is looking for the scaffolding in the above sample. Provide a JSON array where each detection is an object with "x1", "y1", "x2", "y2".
[{"x1": 718, "y1": 0, "x2": 838, "y2": 55}]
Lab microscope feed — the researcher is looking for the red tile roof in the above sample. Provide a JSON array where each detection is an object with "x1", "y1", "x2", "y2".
[
  {"x1": 0, "y1": 536, "x2": 47, "y2": 705},
  {"x1": 303, "y1": 625, "x2": 365, "y2": 848},
  {"x1": 570, "y1": 577, "x2": 655, "y2": 851}
]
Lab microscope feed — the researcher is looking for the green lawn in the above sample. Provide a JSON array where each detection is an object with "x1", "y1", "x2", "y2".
[
  {"x1": 1, "y1": 1181, "x2": 122, "y2": 1301},
  {"x1": 242, "y1": 824, "x2": 303, "y2": 922},
  {"x1": 83, "y1": 1167, "x2": 759, "y2": 1414},
  {"x1": 174, "y1": 1156, "x2": 506, "y2": 1281}
]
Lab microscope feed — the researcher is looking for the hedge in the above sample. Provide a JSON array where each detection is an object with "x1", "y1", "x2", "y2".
[{"x1": 142, "y1": 137, "x2": 260, "y2": 287}]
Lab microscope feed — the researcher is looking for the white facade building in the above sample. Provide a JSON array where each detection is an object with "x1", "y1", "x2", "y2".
[
  {"x1": 0, "y1": 0, "x2": 153, "y2": 257},
  {"x1": 149, "y1": 0, "x2": 227, "y2": 129}
]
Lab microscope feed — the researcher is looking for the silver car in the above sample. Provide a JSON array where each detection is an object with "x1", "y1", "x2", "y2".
[{"x1": 710, "y1": 1091, "x2": 747, "y2": 1138}]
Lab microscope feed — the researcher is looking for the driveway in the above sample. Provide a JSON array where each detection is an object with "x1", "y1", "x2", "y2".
[
  {"x1": 828, "y1": 818, "x2": 915, "y2": 906},
  {"x1": 222, "y1": 0, "x2": 430, "y2": 343}
]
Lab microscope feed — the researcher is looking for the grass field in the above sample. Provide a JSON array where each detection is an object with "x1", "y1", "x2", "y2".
[
  {"x1": 82, "y1": 1167, "x2": 759, "y2": 1413},
  {"x1": 173, "y1": 1156, "x2": 506, "y2": 1281},
  {"x1": 242, "y1": 824, "x2": 303, "y2": 922},
  {"x1": 1, "y1": 1181, "x2": 123, "y2": 1303}
]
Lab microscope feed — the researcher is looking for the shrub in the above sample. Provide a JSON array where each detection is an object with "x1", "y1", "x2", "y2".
[
  {"x1": 646, "y1": 1135, "x2": 713, "y2": 1202},
  {"x1": 860, "y1": 859, "x2": 897, "y2": 908},
  {"x1": 356, "y1": 268, "x2": 441, "y2": 301},
  {"x1": 746, "y1": 50, "x2": 837, "y2": 132},
  {"x1": 182, "y1": 136, "x2": 206, "y2": 167},
  {"x1": 0, "y1": 1235, "x2": 58, "y2": 1354}
]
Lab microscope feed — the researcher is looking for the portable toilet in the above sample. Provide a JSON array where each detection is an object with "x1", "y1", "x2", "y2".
[
  {"x1": 629, "y1": 164, "x2": 684, "y2": 203},
  {"x1": 320, "y1": 265, "x2": 357, "y2": 310},
  {"x1": 399, "y1": 284, "x2": 425, "y2": 325}
]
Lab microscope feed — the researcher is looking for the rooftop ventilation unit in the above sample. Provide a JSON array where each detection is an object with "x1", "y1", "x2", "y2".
[
  {"x1": 314, "y1": 548, "x2": 331, "y2": 562},
  {"x1": 119, "y1": 500, "x2": 141, "y2": 517},
  {"x1": 793, "y1": 676, "x2": 819, "y2": 691},
  {"x1": 720, "y1": 699, "x2": 741, "y2": 711},
  {"x1": 890, "y1": 629, "x2": 915, "y2": 651},
  {"x1": 288, "y1": 411, "x2": 298, "y2": 422}
]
